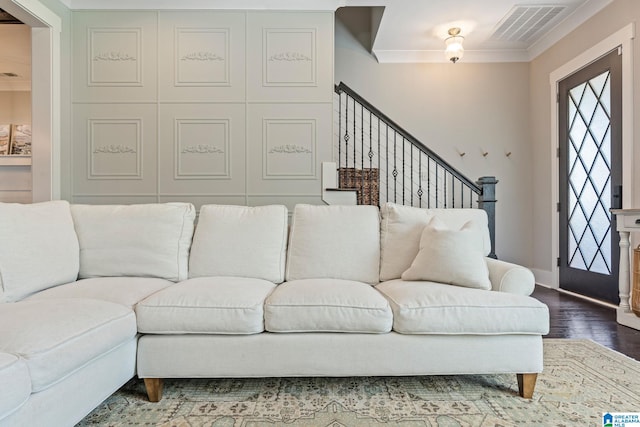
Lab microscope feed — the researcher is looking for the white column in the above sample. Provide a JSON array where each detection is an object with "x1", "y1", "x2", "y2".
[{"x1": 618, "y1": 230, "x2": 631, "y2": 312}]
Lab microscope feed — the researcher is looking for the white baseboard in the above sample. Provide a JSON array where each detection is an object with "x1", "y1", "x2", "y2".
[{"x1": 531, "y1": 268, "x2": 556, "y2": 289}]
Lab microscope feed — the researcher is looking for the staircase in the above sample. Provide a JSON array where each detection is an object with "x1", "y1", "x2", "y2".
[{"x1": 325, "y1": 82, "x2": 498, "y2": 258}]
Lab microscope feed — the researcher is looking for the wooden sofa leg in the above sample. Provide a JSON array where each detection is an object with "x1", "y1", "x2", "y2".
[
  {"x1": 143, "y1": 378, "x2": 164, "y2": 402},
  {"x1": 517, "y1": 373, "x2": 537, "y2": 398}
]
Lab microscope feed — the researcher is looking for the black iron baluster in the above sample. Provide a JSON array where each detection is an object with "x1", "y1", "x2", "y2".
[
  {"x1": 378, "y1": 116, "x2": 381, "y2": 206},
  {"x1": 452, "y1": 174, "x2": 455, "y2": 208},
  {"x1": 410, "y1": 144, "x2": 413, "y2": 206},
  {"x1": 369, "y1": 110, "x2": 373, "y2": 206},
  {"x1": 418, "y1": 153, "x2": 423, "y2": 208},
  {"x1": 444, "y1": 171, "x2": 448, "y2": 209},
  {"x1": 338, "y1": 92, "x2": 342, "y2": 176},
  {"x1": 353, "y1": 98, "x2": 356, "y2": 177},
  {"x1": 427, "y1": 157, "x2": 431, "y2": 208},
  {"x1": 385, "y1": 123, "x2": 389, "y2": 205},
  {"x1": 361, "y1": 102, "x2": 364, "y2": 205},
  {"x1": 402, "y1": 137, "x2": 406, "y2": 205},
  {"x1": 435, "y1": 163, "x2": 439, "y2": 208},
  {"x1": 393, "y1": 131, "x2": 398, "y2": 204}
]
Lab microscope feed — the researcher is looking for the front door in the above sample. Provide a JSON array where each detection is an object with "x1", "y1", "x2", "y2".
[{"x1": 558, "y1": 48, "x2": 622, "y2": 304}]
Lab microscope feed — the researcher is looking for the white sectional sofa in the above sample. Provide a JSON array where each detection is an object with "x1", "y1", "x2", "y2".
[{"x1": 0, "y1": 201, "x2": 549, "y2": 426}]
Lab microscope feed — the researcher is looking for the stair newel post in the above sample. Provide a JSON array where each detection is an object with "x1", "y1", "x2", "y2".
[{"x1": 477, "y1": 176, "x2": 498, "y2": 259}]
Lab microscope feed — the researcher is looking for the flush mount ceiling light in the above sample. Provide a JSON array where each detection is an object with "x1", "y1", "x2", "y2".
[{"x1": 445, "y1": 27, "x2": 464, "y2": 63}]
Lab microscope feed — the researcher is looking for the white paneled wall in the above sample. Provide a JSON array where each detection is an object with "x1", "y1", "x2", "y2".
[{"x1": 71, "y1": 10, "x2": 333, "y2": 210}]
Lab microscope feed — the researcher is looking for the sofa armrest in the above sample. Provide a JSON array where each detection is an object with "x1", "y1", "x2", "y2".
[{"x1": 485, "y1": 258, "x2": 535, "y2": 296}]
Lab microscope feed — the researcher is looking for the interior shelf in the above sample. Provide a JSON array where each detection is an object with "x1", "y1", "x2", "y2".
[{"x1": 0, "y1": 155, "x2": 32, "y2": 166}]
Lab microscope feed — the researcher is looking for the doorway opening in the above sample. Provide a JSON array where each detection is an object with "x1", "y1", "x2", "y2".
[{"x1": 0, "y1": 0, "x2": 60, "y2": 202}]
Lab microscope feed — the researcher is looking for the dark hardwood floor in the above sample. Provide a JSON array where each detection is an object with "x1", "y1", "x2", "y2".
[{"x1": 532, "y1": 285, "x2": 640, "y2": 361}]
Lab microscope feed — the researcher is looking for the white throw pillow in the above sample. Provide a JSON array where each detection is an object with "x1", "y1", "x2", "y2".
[
  {"x1": 71, "y1": 203, "x2": 195, "y2": 281},
  {"x1": 0, "y1": 200, "x2": 79, "y2": 302},
  {"x1": 286, "y1": 204, "x2": 380, "y2": 284},
  {"x1": 189, "y1": 205, "x2": 288, "y2": 283},
  {"x1": 401, "y1": 216, "x2": 491, "y2": 290},
  {"x1": 379, "y1": 203, "x2": 433, "y2": 281},
  {"x1": 428, "y1": 208, "x2": 491, "y2": 257}
]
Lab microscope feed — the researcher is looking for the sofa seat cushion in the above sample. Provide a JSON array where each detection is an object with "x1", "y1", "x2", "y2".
[
  {"x1": 136, "y1": 277, "x2": 276, "y2": 334},
  {"x1": 0, "y1": 353, "x2": 31, "y2": 421},
  {"x1": 0, "y1": 200, "x2": 79, "y2": 303},
  {"x1": 265, "y1": 279, "x2": 393, "y2": 333},
  {"x1": 24, "y1": 277, "x2": 174, "y2": 308},
  {"x1": 376, "y1": 280, "x2": 549, "y2": 335},
  {"x1": 0, "y1": 299, "x2": 136, "y2": 392}
]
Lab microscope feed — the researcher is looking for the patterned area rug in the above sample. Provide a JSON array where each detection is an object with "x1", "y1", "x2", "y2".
[{"x1": 77, "y1": 339, "x2": 640, "y2": 426}]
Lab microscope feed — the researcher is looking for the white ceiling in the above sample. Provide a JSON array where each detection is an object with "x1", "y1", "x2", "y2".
[
  {"x1": 0, "y1": 25, "x2": 30, "y2": 91},
  {"x1": 0, "y1": 0, "x2": 615, "y2": 88},
  {"x1": 361, "y1": 0, "x2": 614, "y2": 62}
]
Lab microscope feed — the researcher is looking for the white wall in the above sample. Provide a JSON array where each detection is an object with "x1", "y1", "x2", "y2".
[
  {"x1": 335, "y1": 16, "x2": 533, "y2": 266},
  {"x1": 529, "y1": 0, "x2": 640, "y2": 285},
  {"x1": 0, "y1": 91, "x2": 31, "y2": 123}
]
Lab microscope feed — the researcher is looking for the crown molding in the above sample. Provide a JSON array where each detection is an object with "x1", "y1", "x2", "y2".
[
  {"x1": 59, "y1": 0, "x2": 342, "y2": 10},
  {"x1": 373, "y1": 49, "x2": 529, "y2": 64}
]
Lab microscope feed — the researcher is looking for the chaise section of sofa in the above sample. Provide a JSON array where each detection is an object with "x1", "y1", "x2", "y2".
[
  {"x1": 0, "y1": 353, "x2": 30, "y2": 423},
  {"x1": 0, "y1": 201, "x2": 197, "y2": 426}
]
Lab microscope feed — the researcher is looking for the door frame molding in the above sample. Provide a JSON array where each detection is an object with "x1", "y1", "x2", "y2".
[
  {"x1": 548, "y1": 23, "x2": 635, "y2": 289},
  {"x1": 0, "y1": 0, "x2": 61, "y2": 202}
]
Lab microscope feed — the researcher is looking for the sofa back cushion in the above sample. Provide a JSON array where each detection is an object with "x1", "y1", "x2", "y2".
[
  {"x1": 379, "y1": 203, "x2": 434, "y2": 281},
  {"x1": 286, "y1": 204, "x2": 380, "y2": 284},
  {"x1": 0, "y1": 201, "x2": 79, "y2": 302},
  {"x1": 189, "y1": 205, "x2": 288, "y2": 283},
  {"x1": 379, "y1": 203, "x2": 491, "y2": 281},
  {"x1": 71, "y1": 203, "x2": 195, "y2": 281}
]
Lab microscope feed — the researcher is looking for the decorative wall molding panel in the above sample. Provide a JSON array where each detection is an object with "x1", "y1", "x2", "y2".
[
  {"x1": 263, "y1": 119, "x2": 316, "y2": 179},
  {"x1": 247, "y1": 12, "x2": 333, "y2": 103},
  {"x1": 71, "y1": 10, "x2": 333, "y2": 206},
  {"x1": 175, "y1": 119, "x2": 230, "y2": 179},
  {"x1": 158, "y1": 103, "x2": 245, "y2": 195},
  {"x1": 73, "y1": 104, "x2": 157, "y2": 196},
  {"x1": 158, "y1": 12, "x2": 245, "y2": 102},
  {"x1": 263, "y1": 29, "x2": 316, "y2": 87},
  {"x1": 74, "y1": 11, "x2": 158, "y2": 102},
  {"x1": 175, "y1": 28, "x2": 229, "y2": 86},
  {"x1": 88, "y1": 119, "x2": 142, "y2": 179},
  {"x1": 93, "y1": 145, "x2": 137, "y2": 154},
  {"x1": 89, "y1": 28, "x2": 142, "y2": 86},
  {"x1": 248, "y1": 103, "x2": 331, "y2": 195},
  {"x1": 180, "y1": 144, "x2": 224, "y2": 154}
]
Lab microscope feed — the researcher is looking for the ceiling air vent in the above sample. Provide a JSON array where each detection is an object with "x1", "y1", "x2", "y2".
[{"x1": 491, "y1": 5, "x2": 566, "y2": 43}]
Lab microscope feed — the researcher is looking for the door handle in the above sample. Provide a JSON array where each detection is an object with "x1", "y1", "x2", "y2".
[{"x1": 613, "y1": 185, "x2": 623, "y2": 209}]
